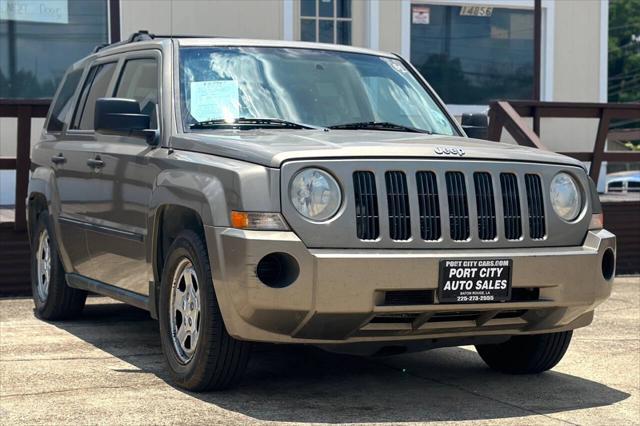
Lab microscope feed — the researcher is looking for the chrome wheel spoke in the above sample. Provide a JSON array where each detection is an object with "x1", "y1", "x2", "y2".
[{"x1": 176, "y1": 323, "x2": 189, "y2": 348}]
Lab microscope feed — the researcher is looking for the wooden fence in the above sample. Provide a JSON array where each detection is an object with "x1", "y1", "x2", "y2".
[
  {"x1": 0, "y1": 99, "x2": 51, "y2": 231},
  {"x1": 488, "y1": 100, "x2": 640, "y2": 183},
  {"x1": 488, "y1": 100, "x2": 640, "y2": 274}
]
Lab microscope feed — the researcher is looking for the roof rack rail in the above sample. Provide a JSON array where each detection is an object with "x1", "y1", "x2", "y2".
[{"x1": 92, "y1": 31, "x2": 225, "y2": 53}]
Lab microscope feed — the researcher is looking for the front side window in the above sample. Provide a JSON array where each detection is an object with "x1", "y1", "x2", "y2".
[
  {"x1": 300, "y1": 0, "x2": 352, "y2": 45},
  {"x1": 47, "y1": 69, "x2": 83, "y2": 132},
  {"x1": 115, "y1": 58, "x2": 159, "y2": 129},
  {"x1": 179, "y1": 47, "x2": 457, "y2": 136},
  {"x1": 72, "y1": 62, "x2": 117, "y2": 130},
  {"x1": 410, "y1": 3, "x2": 534, "y2": 105}
]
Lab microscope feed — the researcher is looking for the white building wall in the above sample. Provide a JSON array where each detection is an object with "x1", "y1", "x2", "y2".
[{"x1": 120, "y1": 0, "x2": 284, "y2": 39}]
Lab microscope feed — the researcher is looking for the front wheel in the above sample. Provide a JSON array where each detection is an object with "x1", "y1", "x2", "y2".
[
  {"x1": 475, "y1": 331, "x2": 572, "y2": 374},
  {"x1": 158, "y1": 230, "x2": 251, "y2": 391}
]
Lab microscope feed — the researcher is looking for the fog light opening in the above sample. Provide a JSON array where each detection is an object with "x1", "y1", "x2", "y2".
[
  {"x1": 602, "y1": 248, "x2": 615, "y2": 281},
  {"x1": 256, "y1": 252, "x2": 299, "y2": 288}
]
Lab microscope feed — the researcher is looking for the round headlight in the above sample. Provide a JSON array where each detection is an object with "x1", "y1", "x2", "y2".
[
  {"x1": 290, "y1": 168, "x2": 341, "y2": 221},
  {"x1": 550, "y1": 173, "x2": 582, "y2": 221}
]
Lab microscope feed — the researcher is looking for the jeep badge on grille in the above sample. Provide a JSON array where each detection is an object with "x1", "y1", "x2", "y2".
[{"x1": 435, "y1": 146, "x2": 466, "y2": 156}]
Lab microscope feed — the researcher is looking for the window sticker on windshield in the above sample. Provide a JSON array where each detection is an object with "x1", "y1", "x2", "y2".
[{"x1": 189, "y1": 80, "x2": 239, "y2": 122}]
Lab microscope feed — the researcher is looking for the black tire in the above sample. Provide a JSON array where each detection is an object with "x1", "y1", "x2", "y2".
[
  {"x1": 30, "y1": 211, "x2": 87, "y2": 320},
  {"x1": 476, "y1": 331, "x2": 573, "y2": 374},
  {"x1": 158, "y1": 230, "x2": 251, "y2": 391}
]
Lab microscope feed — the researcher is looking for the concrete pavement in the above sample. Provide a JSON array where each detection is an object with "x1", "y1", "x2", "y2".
[{"x1": 1, "y1": 277, "x2": 639, "y2": 425}]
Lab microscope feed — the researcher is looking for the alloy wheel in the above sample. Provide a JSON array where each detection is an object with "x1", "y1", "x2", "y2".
[{"x1": 169, "y1": 258, "x2": 201, "y2": 363}]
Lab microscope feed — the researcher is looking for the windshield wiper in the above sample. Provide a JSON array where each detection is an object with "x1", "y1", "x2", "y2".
[
  {"x1": 190, "y1": 117, "x2": 324, "y2": 130},
  {"x1": 328, "y1": 121, "x2": 432, "y2": 134}
]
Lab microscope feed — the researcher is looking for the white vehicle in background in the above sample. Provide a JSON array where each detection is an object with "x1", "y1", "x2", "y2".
[{"x1": 606, "y1": 171, "x2": 640, "y2": 193}]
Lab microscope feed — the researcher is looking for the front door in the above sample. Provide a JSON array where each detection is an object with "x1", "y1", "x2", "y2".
[{"x1": 81, "y1": 52, "x2": 162, "y2": 295}]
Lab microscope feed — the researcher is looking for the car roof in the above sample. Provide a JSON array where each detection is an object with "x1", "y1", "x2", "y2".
[
  {"x1": 176, "y1": 38, "x2": 398, "y2": 58},
  {"x1": 71, "y1": 37, "x2": 398, "y2": 70}
]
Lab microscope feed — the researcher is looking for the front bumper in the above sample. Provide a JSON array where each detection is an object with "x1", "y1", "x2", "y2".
[{"x1": 205, "y1": 227, "x2": 616, "y2": 344}]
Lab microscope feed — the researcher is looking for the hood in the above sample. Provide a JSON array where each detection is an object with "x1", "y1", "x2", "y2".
[{"x1": 171, "y1": 129, "x2": 585, "y2": 169}]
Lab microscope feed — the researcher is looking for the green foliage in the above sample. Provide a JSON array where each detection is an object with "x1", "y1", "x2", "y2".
[{"x1": 609, "y1": 0, "x2": 640, "y2": 102}]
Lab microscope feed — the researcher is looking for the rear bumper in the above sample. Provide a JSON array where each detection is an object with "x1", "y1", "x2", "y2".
[{"x1": 205, "y1": 227, "x2": 616, "y2": 345}]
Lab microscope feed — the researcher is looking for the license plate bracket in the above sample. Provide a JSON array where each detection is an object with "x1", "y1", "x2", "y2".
[{"x1": 438, "y1": 259, "x2": 512, "y2": 303}]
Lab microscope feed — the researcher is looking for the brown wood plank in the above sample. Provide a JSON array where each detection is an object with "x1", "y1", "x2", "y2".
[
  {"x1": 487, "y1": 105, "x2": 504, "y2": 142},
  {"x1": 14, "y1": 105, "x2": 31, "y2": 231},
  {"x1": 497, "y1": 101, "x2": 548, "y2": 150},
  {"x1": 602, "y1": 152, "x2": 640, "y2": 161},
  {"x1": 608, "y1": 129, "x2": 640, "y2": 142},
  {"x1": 109, "y1": 0, "x2": 121, "y2": 42},
  {"x1": 602, "y1": 200, "x2": 640, "y2": 275},
  {"x1": 0, "y1": 228, "x2": 31, "y2": 296},
  {"x1": 0, "y1": 157, "x2": 17, "y2": 170},
  {"x1": 589, "y1": 109, "x2": 611, "y2": 183}
]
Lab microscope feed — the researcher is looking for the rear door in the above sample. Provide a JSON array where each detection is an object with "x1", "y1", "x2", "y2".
[
  {"x1": 51, "y1": 61, "x2": 118, "y2": 277},
  {"x1": 37, "y1": 67, "x2": 91, "y2": 275},
  {"x1": 81, "y1": 51, "x2": 162, "y2": 294}
]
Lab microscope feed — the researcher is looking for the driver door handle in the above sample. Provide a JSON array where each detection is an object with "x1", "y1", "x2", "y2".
[
  {"x1": 51, "y1": 153, "x2": 66, "y2": 164},
  {"x1": 86, "y1": 156, "x2": 104, "y2": 169}
]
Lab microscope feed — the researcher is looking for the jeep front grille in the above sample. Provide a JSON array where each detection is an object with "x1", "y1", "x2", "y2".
[
  {"x1": 282, "y1": 160, "x2": 581, "y2": 249},
  {"x1": 352, "y1": 169, "x2": 548, "y2": 244}
]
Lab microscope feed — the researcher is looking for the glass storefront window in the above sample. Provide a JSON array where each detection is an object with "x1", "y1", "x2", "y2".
[
  {"x1": 300, "y1": 0, "x2": 352, "y2": 45},
  {"x1": 410, "y1": 3, "x2": 534, "y2": 105},
  {"x1": 0, "y1": 0, "x2": 108, "y2": 98}
]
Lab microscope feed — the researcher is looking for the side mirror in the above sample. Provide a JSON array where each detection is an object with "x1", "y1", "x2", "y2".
[
  {"x1": 95, "y1": 98, "x2": 158, "y2": 145},
  {"x1": 461, "y1": 113, "x2": 489, "y2": 140}
]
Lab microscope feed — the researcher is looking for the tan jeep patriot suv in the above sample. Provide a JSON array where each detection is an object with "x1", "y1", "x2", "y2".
[{"x1": 28, "y1": 32, "x2": 616, "y2": 391}]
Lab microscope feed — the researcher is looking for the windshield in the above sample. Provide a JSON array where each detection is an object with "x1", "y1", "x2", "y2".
[{"x1": 178, "y1": 47, "x2": 458, "y2": 135}]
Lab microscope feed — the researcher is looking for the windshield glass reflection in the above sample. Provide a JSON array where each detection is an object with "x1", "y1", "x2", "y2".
[{"x1": 179, "y1": 47, "x2": 457, "y2": 136}]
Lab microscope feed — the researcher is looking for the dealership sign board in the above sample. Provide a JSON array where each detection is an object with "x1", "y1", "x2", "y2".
[{"x1": 0, "y1": 0, "x2": 68, "y2": 24}]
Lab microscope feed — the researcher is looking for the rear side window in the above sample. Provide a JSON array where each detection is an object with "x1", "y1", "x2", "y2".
[
  {"x1": 46, "y1": 69, "x2": 83, "y2": 132},
  {"x1": 72, "y1": 62, "x2": 117, "y2": 130},
  {"x1": 115, "y1": 58, "x2": 159, "y2": 129}
]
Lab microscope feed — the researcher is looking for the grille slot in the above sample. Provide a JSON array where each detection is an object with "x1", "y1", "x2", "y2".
[
  {"x1": 473, "y1": 172, "x2": 497, "y2": 240},
  {"x1": 370, "y1": 313, "x2": 420, "y2": 324},
  {"x1": 525, "y1": 174, "x2": 546, "y2": 239},
  {"x1": 416, "y1": 171, "x2": 441, "y2": 241},
  {"x1": 511, "y1": 287, "x2": 540, "y2": 301},
  {"x1": 385, "y1": 171, "x2": 411, "y2": 241},
  {"x1": 353, "y1": 171, "x2": 380, "y2": 240},
  {"x1": 428, "y1": 312, "x2": 481, "y2": 323},
  {"x1": 383, "y1": 290, "x2": 434, "y2": 306},
  {"x1": 500, "y1": 173, "x2": 523, "y2": 240},
  {"x1": 446, "y1": 172, "x2": 470, "y2": 241}
]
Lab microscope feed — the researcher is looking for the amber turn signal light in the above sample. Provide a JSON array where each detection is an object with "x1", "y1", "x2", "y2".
[{"x1": 230, "y1": 211, "x2": 289, "y2": 231}]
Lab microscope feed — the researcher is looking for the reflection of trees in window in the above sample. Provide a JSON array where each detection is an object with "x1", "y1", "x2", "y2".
[
  {"x1": 0, "y1": 69, "x2": 59, "y2": 98},
  {"x1": 410, "y1": 4, "x2": 533, "y2": 104},
  {"x1": 417, "y1": 54, "x2": 532, "y2": 104},
  {"x1": 0, "y1": 0, "x2": 108, "y2": 98}
]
